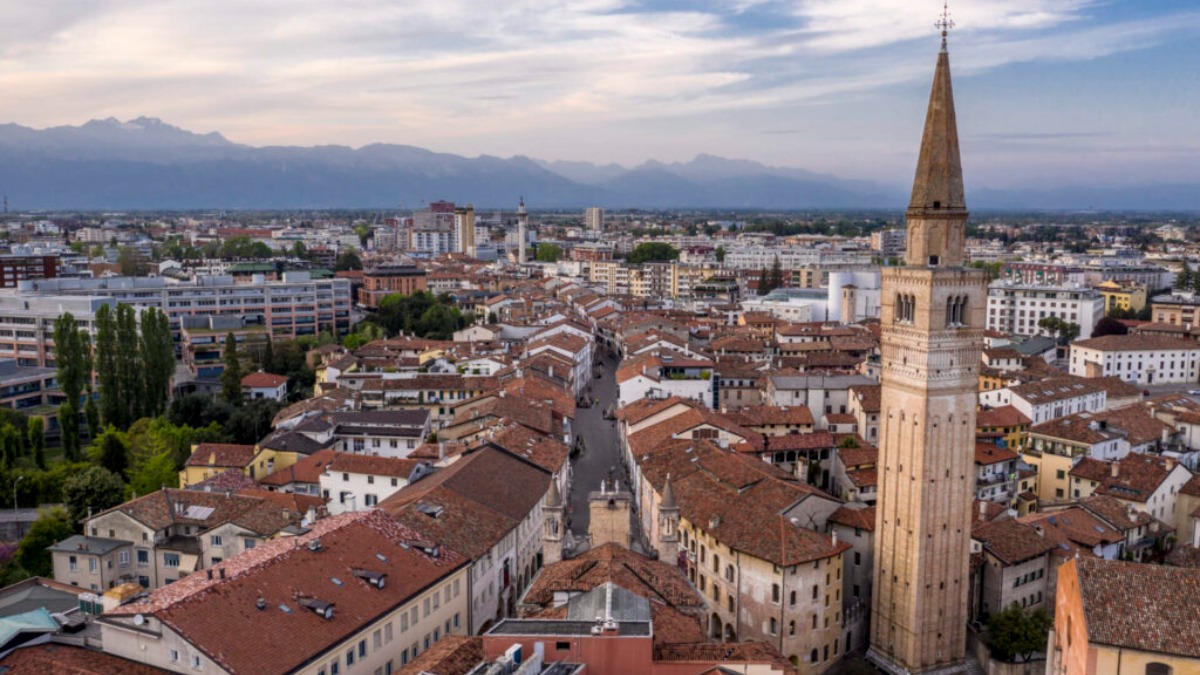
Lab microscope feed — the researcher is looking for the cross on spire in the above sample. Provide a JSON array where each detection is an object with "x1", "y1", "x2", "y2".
[{"x1": 935, "y1": 1, "x2": 955, "y2": 51}]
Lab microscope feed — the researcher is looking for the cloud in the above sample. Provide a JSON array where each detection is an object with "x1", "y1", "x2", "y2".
[{"x1": 0, "y1": 0, "x2": 1194, "y2": 184}]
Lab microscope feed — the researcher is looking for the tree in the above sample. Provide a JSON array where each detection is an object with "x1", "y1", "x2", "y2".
[
  {"x1": 0, "y1": 424, "x2": 21, "y2": 469},
  {"x1": 15, "y1": 508, "x2": 75, "y2": 577},
  {"x1": 112, "y1": 304, "x2": 143, "y2": 424},
  {"x1": 53, "y1": 313, "x2": 88, "y2": 460},
  {"x1": 627, "y1": 242, "x2": 679, "y2": 264},
  {"x1": 1178, "y1": 261, "x2": 1194, "y2": 292},
  {"x1": 769, "y1": 255, "x2": 784, "y2": 291},
  {"x1": 27, "y1": 417, "x2": 45, "y2": 470},
  {"x1": 353, "y1": 224, "x2": 372, "y2": 248},
  {"x1": 221, "y1": 332, "x2": 244, "y2": 405},
  {"x1": 63, "y1": 466, "x2": 125, "y2": 527},
  {"x1": 1037, "y1": 316, "x2": 1081, "y2": 345},
  {"x1": 1092, "y1": 316, "x2": 1129, "y2": 337},
  {"x1": 335, "y1": 250, "x2": 363, "y2": 271},
  {"x1": 756, "y1": 267, "x2": 770, "y2": 296},
  {"x1": 535, "y1": 243, "x2": 562, "y2": 263},
  {"x1": 139, "y1": 308, "x2": 175, "y2": 418},
  {"x1": 714, "y1": 246, "x2": 726, "y2": 264},
  {"x1": 986, "y1": 604, "x2": 1052, "y2": 662},
  {"x1": 94, "y1": 304, "x2": 120, "y2": 427},
  {"x1": 91, "y1": 427, "x2": 130, "y2": 478},
  {"x1": 117, "y1": 247, "x2": 148, "y2": 276}
]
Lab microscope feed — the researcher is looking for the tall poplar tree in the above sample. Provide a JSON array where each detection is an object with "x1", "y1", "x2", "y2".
[
  {"x1": 53, "y1": 312, "x2": 88, "y2": 460},
  {"x1": 221, "y1": 333, "x2": 244, "y2": 405},
  {"x1": 94, "y1": 304, "x2": 120, "y2": 427},
  {"x1": 115, "y1": 304, "x2": 142, "y2": 425}
]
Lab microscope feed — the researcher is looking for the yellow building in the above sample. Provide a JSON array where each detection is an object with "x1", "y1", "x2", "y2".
[
  {"x1": 1095, "y1": 279, "x2": 1147, "y2": 314},
  {"x1": 178, "y1": 441, "x2": 314, "y2": 487},
  {"x1": 1049, "y1": 557, "x2": 1200, "y2": 675}
]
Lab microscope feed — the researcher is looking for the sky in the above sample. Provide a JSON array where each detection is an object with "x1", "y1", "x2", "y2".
[{"x1": 1, "y1": 1, "x2": 1197, "y2": 189}]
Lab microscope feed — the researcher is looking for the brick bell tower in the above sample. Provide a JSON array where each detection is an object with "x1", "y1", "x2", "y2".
[{"x1": 867, "y1": 7, "x2": 986, "y2": 673}]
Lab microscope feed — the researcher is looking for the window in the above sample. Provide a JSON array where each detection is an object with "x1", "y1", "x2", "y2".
[
  {"x1": 89, "y1": 558, "x2": 97, "y2": 573},
  {"x1": 69, "y1": 556, "x2": 77, "y2": 572},
  {"x1": 210, "y1": 535, "x2": 223, "y2": 547},
  {"x1": 119, "y1": 550, "x2": 130, "y2": 566},
  {"x1": 385, "y1": 623, "x2": 393, "y2": 642},
  {"x1": 137, "y1": 549, "x2": 149, "y2": 566},
  {"x1": 164, "y1": 553, "x2": 180, "y2": 568},
  {"x1": 192, "y1": 655, "x2": 202, "y2": 669},
  {"x1": 170, "y1": 650, "x2": 180, "y2": 662},
  {"x1": 244, "y1": 538, "x2": 256, "y2": 550},
  {"x1": 358, "y1": 640, "x2": 367, "y2": 658},
  {"x1": 368, "y1": 475, "x2": 375, "y2": 484},
  {"x1": 772, "y1": 584, "x2": 781, "y2": 603},
  {"x1": 1146, "y1": 664, "x2": 1172, "y2": 675},
  {"x1": 332, "y1": 661, "x2": 340, "y2": 675},
  {"x1": 374, "y1": 629, "x2": 382, "y2": 649},
  {"x1": 346, "y1": 648, "x2": 355, "y2": 667}
]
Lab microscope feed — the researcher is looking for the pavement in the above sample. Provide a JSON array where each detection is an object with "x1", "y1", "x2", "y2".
[{"x1": 566, "y1": 349, "x2": 624, "y2": 538}]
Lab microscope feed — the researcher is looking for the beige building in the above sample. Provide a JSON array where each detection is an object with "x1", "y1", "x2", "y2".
[
  {"x1": 98, "y1": 510, "x2": 470, "y2": 675},
  {"x1": 869, "y1": 33, "x2": 988, "y2": 673}
]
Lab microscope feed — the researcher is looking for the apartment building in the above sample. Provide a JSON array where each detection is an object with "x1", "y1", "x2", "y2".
[
  {"x1": 18, "y1": 271, "x2": 353, "y2": 339},
  {"x1": 359, "y1": 264, "x2": 428, "y2": 308},
  {"x1": 0, "y1": 254, "x2": 57, "y2": 288},
  {"x1": 986, "y1": 280, "x2": 1104, "y2": 339},
  {"x1": 0, "y1": 295, "x2": 116, "y2": 368},
  {"x1": 1070, "y1": 334, "x2": 1200, "y2": 385},
  {"x1": 98, "y1": 510, "x2": 470, "y2": 674}
]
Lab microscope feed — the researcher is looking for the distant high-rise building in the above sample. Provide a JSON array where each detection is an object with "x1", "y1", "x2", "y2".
[
  {"x1": 411, "y1": 201, "x2": 456, "y2": 256},
  {"x1": 517, "y1": 198, "x2": 528, "y2": 265},
  {"x1": 585, "y1": 206, "x2": 605, "y2": 232},
  {"x1": 455, "y1": 206, "x2": 476, "y2": 256},
  {"x1": 871, "y1": 229, "x2": 907, "y2": 258},
  {"x1": 869, "y1": 25, "x2": 986, "y2": 675}
]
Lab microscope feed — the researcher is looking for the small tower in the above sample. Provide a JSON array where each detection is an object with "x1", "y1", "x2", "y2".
[
  {"x1": 588, "y1": 477, "x2": 633, "y2": 549},
  {"x1": 543, "y1": 478, "x2": 565, "y2": 565},
  {"x1": 656, "y1": 473, "x2": 680, "y2": 563},
  {"x1": 517, "y1": 197, "x2": 528, "y2": 265}
]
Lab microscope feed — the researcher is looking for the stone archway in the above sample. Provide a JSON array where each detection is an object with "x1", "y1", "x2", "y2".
[
  {"x1": 709, "y1": 613, "x2": 723, "y2": 640},
  {"x1": 723, "y1": 623, "x2": 736, "y2": 643}
]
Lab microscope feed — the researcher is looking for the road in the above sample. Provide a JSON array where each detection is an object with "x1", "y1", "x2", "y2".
[{"x1": 567, "y1": 349, "x2": 623, "y2": 538}]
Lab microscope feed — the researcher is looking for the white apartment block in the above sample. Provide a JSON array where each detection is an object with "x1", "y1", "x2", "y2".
[
  {"x1": 1069, "y1": 334, "x2": 1200, "y2": 385},
  {"x1": 721, "y1": 246, "x2": 870, "y2": 271},
  {"x1": 0, "y1": 295, "x2": 116, "y2": 368},
  {"x1": 585, "y1": 207, "x2": 605, "y2": 232},
  {"x1": 16, "y1": 271, "x2": 353, "y2": 339},
  {"x1": 986, "y1": 280, "x2": 1104, "y2": 339}
]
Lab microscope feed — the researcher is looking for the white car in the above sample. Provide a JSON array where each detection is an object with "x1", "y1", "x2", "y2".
[{"x1": 1189, "y1": 390, "x2": 1200, "y2": 395}]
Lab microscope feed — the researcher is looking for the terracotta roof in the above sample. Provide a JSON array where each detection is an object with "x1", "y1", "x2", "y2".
[
  {"x1": 1072, "y1": 334, "x2": 1200, "y2": 353},
  {"x1": 837, "y1": 446, "x2": 877, "y2": 469},
  {"x1": 1019, "y1": 507, "x2": 1122, "y2": 551},
  {"x1": 1079, "y1": 493, "x2": 1155, "y2": 532},
  {"x1": 654, "y1": 641, "x2": 797, "y2": 675},
  {"x1": 187, "y1": 470, "x2": 259, "y2": 493},
  {"x1": 845, "y1": 467, "x2": 877, "y2": 489},
  {"x1": 241, "y1": 372, "x2": 289, "y2": 388},
  {"x1": 1009, "y1": 376, "x2": 1109, "y2": 404},
  {"x1": 974, "y1": 443, "x2": 1018, "y2": 466},
  {"x1": 185, "y1": 443, "x2": 258, "y2": 469},
  {"x1": 522, "y1": 543, "x2": 700, "y2": 611},
  {"x1": 824, "y1": 413, "x2": 856, "y2": 425},
  {"x1": 637, "y1": 439, "x2": 846, "y2": 566},
  {"x1": 725, "y1": 405, "x2": 814, "y2": 428},
  {"x1": 484, "y1": 423, "x2": 571, "y2": 475},
  {"x1": 106, "y1": 511, "x2": 466, "y2": 675},
  {"x1": 971, "y1": 518, "x2": 1056, "y2": 565},
  {"x1": 1069, "y1": 455, "x2": 1182, "y2": 504},
  {"x1": 398, "y1": 635, "x2": 483, "y2": 675},
  {"x1": 975, "y1": 405, "x2": 1031, "y2": 428},
  {"x1": 327, "y1": 453, "x2": 424, "y2": 478},
  {"x1": 616, "y1": 396, "x2": 698, "y2": 425},
  {"x1": 850, "y1": 385, "x2": 881, "y2": 413},
  {"x1": 828, "y1": 505, "x2": 876, "y2": 532},
  {"x1": 1072, "y1": 556, "x2": 1200, "y2": 659},
  {"x1": 628, "y1": 408, "x2": 761, "y2": 459},
  {"x1": 0, "y1": 643, "x2": 168, "y2": 674},
  {"x1": 1164, "y1": 545, "x2": 1200, "y2": 569},
  {"x1": 380, "y1": 446, "x2": 552, "y2": 560},
  {"x1": 258, "y1": 449, "x2": 337, "y2": 487}
]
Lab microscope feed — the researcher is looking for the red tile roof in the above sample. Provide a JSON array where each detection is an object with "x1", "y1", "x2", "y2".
[
  {"x1": 1072, "y1": 556, "x2": 1200, "y2": 658},
  {"x1": 398, "y1": 635, "x2": 483, "y2": 675},
  {"x1": 185, "y1": 443, "x2": 258, "y2": 469},
  {"x1": 106, "y1": 511, "x2": 467, "y2": 675},
  {"x1": 971, "y1": 518, "x2": 1056, "y2": 565},
  {"x1": 327, "y1": 453, "x2": 423, "y2": 478},
  {"x1": 258, "y1": 449, "x2": 337, "y2": 487},
  {"x1": 521, "y1": 543, "x2": 700, "y2": 611},
  {"x1": 241, "y1": 372, "x2": 289, "y2": 388},
  {"x1": 828, "y1": 505, "x2": 876, "y2": 532},
  {"x1": 0, "y1": 643, "x2": 168, "y2": 674}
]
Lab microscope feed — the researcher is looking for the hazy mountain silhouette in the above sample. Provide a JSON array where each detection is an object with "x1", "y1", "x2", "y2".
[{"x1": 0, "y1": 118, "x2": 1195, "y2": 210}]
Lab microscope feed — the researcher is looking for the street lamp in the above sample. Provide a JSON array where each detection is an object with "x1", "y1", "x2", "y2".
[{"x1": 13, "y1": 475, "x2": 24, "y2": 537}]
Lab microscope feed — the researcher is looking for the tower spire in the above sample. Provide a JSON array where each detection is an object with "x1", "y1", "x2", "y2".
[
  {"x1": 935, "y1": 1, "x2": 955, "y2": 52},
  {"x1": 904, "y1": 17, "x2": 966, "y2": 267}
]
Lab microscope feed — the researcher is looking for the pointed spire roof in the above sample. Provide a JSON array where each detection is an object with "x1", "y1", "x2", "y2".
[
  {"x1": 907, "y1": 44, "x2": 965, "y2": 214},
  {"x1": 545, "y1": 478, "x2": 562, "y2": 509},
  {"x1": 661, "y1": 473, "x2": 677, "y2": 511}
]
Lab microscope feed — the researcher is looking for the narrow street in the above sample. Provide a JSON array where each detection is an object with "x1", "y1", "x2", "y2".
[{"x1": 567, "y1": 348, "x2": 623, "y2": 538}]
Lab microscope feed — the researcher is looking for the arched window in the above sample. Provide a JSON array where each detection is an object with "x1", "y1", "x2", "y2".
[
  {"x1": 810, "y1": 649, "x2": 819, "y2": 664},
  {"x1": 1146, "y1": 664, "x2": 1172, "y2": 675}
]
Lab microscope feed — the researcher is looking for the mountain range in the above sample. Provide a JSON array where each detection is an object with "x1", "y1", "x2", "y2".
[{"x1": 0, "y1": 117, "x2": 1195, "y2": 211}]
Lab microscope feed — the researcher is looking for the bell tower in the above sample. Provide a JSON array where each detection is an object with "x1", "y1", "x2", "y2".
[
  {"x1": 868, "y1": 5, "x2": 987, "y2": 673},
  {"x1": 543, "y1": 478, "x2": 565, "y2": 565}
]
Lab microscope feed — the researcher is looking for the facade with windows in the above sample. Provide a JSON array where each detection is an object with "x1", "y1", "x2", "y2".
[{"x1": 986, "y1": 280, "x2": 1103, "y2": 339}]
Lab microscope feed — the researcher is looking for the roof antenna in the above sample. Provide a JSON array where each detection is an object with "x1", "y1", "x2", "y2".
[{"x1": 935, "y1": 1, "x2": 955, "y2": 52}]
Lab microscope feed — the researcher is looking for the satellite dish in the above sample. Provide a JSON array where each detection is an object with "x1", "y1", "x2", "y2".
[{"x1": 134, "y1": 614, "x2": 145, "y2": 626}]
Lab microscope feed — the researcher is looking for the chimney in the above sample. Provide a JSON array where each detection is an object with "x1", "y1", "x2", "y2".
[
  {"x1": 1111, "y1": 462, "x2": 1120, "y2": 478},
  {"x1": 831, "y1": 530, "x2": 838, "y2": 546},
  {"x1": 979, "y1": 501, "x2": 987, "y2": 518}
]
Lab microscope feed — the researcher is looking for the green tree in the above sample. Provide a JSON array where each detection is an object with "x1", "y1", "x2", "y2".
[
  {"x1": 221, "y1": 333, "x2": 244, "y2": 405},
  {"x1": 986, "y1": 604, "x2": 1052, "y2": 662},
  {"x1": 27, "y1": 417, "x2": 45, "y2": 470},
  {"x1": 714, "y1": 246, "x2": 726, "y2": 264},
  {"x1": 0, "y1": 424, "x2": 20, "y2": 469},
  {"x1": 756, "y1": 267, "x2": 770, "y2": 296},
  {"x1": 63, "y1": 466, "x2": 125, "y2": 527},
  {"x1": 115, "y1": 304, "x2": 142, "y2": 425},
  {"x1": 117, "y1": 247, "x2": 148, "y2": 276},
  {"x1": 1178, "y1": 261, "x2": 1195, "y2": 292},
  {"x1": 535, "y1": 243, "x2": 563, "y2": 263},
  {"x1": 1037, "y1": 316, "x2": 1081, "y2": 345},
  {"x1": 769, "y1": 255, "x2": 784, "y2": 291},
  {"x1": 354, "y1": 224, "x2": 372, "y2": 248},
  {"x1": 94, "y1": 304, "x2": 120, "y2": 427},
  {"x1": 335, "y1": 250, "x2": 363, "y2": 271},
  {"x1": 627, "y1": 242, "x2": 679, "y2": 264},
  {"x1": 15, "y1": 508, "x2": 75, "y2": 577},
  {"x1": 84, "y1": 391, "x2": 100, "y2": 439},
  {"x1": 1092, "y1": 316, "x2": 1129, "y2": 337},
  {"x1": 53, "y1": 312, "x2": 88, "y2": 460},
  {"x1": 139, "y1": 308, "x2": 175, "y2": 418},
  {"x1": 91, "y1": 427, "x2": 130, "y2": 478}
]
